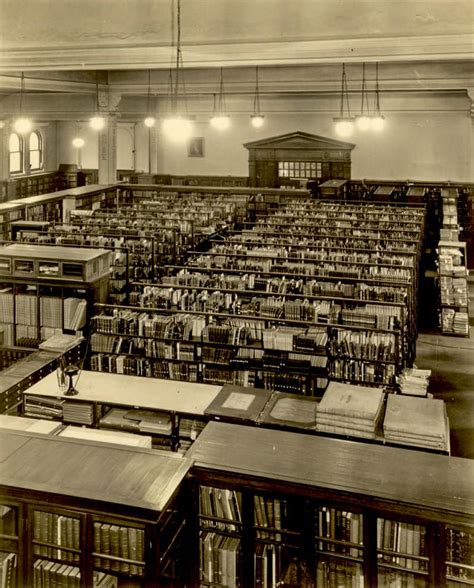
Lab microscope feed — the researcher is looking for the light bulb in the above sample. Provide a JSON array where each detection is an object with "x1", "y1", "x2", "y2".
[
  {"x1": 251, "y1": 114, "x2": 265, "y2": 128},
  {"x1": 372, "y1": 115, "x2": 385, "y2": 131},
  {"x1": 335, "y1": 119, "x2": 354, "y2": 138},
  {"x1": 356, "y1": 115, "x2": 371, "y2": 131},
  {"x1": 72, "y1": 137, "x2": 85, "y2": 148},
  {"x1": 144, "y1": 116, "x2": 156, "y2": 128},
  {"x1": 13, "y1": 117, "x2": 32, "y2": 134},
  {"x1": 162, "y1": 116, "x2": 193, "y2": 143},
  {"x1": 210, "y1": 115, "x2": 231, "y2": 130},
  {"x1": 89, "y1": 116, "x2": 105, "y2": 131}
]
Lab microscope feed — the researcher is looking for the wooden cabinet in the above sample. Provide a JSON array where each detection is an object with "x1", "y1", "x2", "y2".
[
  {"x1": 188, "y1": 421, "x2": 474, "y2": 588},
  {"x1": 0, "y1": 429, "x2": 192, "y2": 587},
  {"x1": 0, "y1": 245, "x2": 110, "y2": 348}
]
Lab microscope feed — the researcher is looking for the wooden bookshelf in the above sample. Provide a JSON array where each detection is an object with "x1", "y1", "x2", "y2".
[
  {"x1": 437, "y1": 240, "x2": 470, "y2": 336},
  {"x1": 188, "y1": 420, "x2": 474, "y2": 587},
  {"x1": 0, "y1": 428, "x2": 192, "y2": 587},
  {"x1": 0, "y1": 244, "x2": 110, "y2": 348}
]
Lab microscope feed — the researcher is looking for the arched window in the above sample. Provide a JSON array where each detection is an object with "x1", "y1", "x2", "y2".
[
  {"x1": 29, "y1": 131, "x2": 43, "y2": 171},
  {"x1": 9, "y1": 133, "x2": 23, "y2": 174}
]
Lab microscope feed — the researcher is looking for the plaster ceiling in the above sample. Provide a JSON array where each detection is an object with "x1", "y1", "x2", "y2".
[{"x1": 0, "y1": 0, "x2": 472, "y2": 112}]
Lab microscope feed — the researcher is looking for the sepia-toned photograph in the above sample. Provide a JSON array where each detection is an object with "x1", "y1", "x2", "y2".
[{"x1": 0, "y1": 1, "x2": 473, "y2": 586}]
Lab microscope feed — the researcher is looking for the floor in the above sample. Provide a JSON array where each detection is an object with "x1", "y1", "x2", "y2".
[
  {"x1": 415, "y1": 330, "x2": 474, "y2": 459},
  {"x1": 415, "y1": 276, "x2": 474, "y2": 459}
]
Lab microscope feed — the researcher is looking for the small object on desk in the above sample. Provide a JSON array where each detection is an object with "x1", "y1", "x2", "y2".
[
  {"x1": 63, "y1": 365, "x2": 80, "y2": 396},
  {"x1": 204, "y1": 385, "x2": 272, "y2": 423}
]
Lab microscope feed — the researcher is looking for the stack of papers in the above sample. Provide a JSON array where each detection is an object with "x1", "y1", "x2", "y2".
[
  {"x1": 397, "y1": 368, "x2": 431, "y2": 397},
  {"x1": 316, "y1": 382, "x2": 385, "y2": 439}
]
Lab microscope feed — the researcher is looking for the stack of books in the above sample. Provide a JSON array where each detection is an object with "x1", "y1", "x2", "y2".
[
  {"x1": 383, "y1": 395, "x2": 450, "y2": 451},
  {"x1": 396, "y1": 368, "x2": 431, "y2": 397},
  {"x1": 316, "y1": 382, "x2": 385, "y2": 440},
  {"x1": 24, "y1": 395, "x2": 64, "y2": 420},
  {"x1": 63, "y1": 402, "x2": 94, "y2": 426},
  {"x1": 453, "y1": 311, "x2": 469, "y2": 336}
]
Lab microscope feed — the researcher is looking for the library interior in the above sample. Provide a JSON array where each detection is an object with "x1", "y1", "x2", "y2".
[{"x1": 0, "y1": 1, "x2": 473, "y2": 586}]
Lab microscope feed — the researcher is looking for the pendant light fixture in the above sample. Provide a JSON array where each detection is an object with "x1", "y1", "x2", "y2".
[
  {"x1": 210, "y1": 68, "x2": 231, "y2": 130},
  {"x1": 250, "y1": 66, "x2": 264, "y2": 128},
  {"x1": 89, "y1": 72, "x2": 106, "y2": 131},
  {"x1": 13, "y1": 73, "x2": 33, "y2": 134},
  {"x1": 162, "y1": 0, "x2": 193, "y2": 142},
  {"x1": 356, "y1": 63, "x2": 371, "y2": 131},
  {"x1": 144, "y1": 70, "x2": 156, "y2": 128},
  {"x1": 372, "y1": 62, "x2": 385, "y2": 131},
  {"x1": 333, "y1": 64, "x2": 354, "y2": 138}
]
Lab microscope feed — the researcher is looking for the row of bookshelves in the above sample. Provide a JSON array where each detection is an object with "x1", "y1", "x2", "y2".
[
  {"x1": 1, "y1": 404, "x2": 470, "y2": 587},
  {"x1": 189, "y1": 421, "x2": 473, "y2": 587}
]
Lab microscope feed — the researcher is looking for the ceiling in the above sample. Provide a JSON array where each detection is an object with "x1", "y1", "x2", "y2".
[{"x1": 0, "y1": 0, "x2": 473, "y2": 117}]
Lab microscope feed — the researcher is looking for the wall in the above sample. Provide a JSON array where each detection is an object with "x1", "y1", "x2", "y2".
[
  {"x1": 14, "y1": 89, "x2": 472, "y2": 184},
  {"x1": 155, "y1": 108, "x2": 473, "y2": 182}
]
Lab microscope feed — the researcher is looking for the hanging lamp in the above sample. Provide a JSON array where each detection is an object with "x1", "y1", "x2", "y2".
[
  {"x1": 144, "y1": 70, "x2": 156, "y2": 128},
  {"x1": 210, "y1": 68, "x2": 231, "y2": 130},
  {"x1": 356, "y1": 63, "x2": 372, "y2": 130},
  {"x1": 89, "y1": 72, "x2": 106, "y2": 131},
  {"x1": 162, "y1": 0, "x2": 193, "y2": 142},
  {"x1": 333, "y1": 64, "x2": 354, "y2": 138},
  {"x1": 372, "y1": 62, "x2": 385, "y2": 131},
  {"x1": 250, "y1": 66, "x2": 264, "y2": 128},
  {"x1": 13, "y1": 73, "x2": 33, "y2": 134}
]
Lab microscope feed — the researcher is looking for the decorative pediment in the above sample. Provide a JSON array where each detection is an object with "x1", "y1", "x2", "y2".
[{"x1": 243, "y1": 131, "x2": 355, "y2": 151}]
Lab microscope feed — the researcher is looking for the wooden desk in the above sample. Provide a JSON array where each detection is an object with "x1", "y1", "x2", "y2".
[{"x1": 23, "y1": 370, "x2": 222, "y2": 416}]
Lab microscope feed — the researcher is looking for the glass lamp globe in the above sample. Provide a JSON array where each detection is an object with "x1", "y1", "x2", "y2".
[
  {"x1": 335, "y1": 119, "x2": 354, "y2": 138},
  {"x1": 144, "y1": 116, "x2": 156, "y2": 128},
  {"x1": 13, "y1": 117, "x2": 32, "y2": 134},
  {"x1": 162, "y1": 116, "x2": 193, "y2": 143},
  {"x1": 356, "y1": 115, "x2": 371, "y2": 131},
  {"x1": 210, "y1": 115, "x2": 231, "y2": 130},
  {"x1": 72, "y1": 138, "x2": 85, "y2": 148},
  {"x1": 372, "y1": 115, "x2": 385, "y2": 131},
  {"x1": 251, "y1": 114, "x2": 265, "y2": 128},
  {"x1": 89, "y1": 116, "x2": 105, "y2": 131}
]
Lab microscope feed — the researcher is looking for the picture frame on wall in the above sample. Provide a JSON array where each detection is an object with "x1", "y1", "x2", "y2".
[{"x1": 188, "y1": 137, "x2": 205, "y2": 158}]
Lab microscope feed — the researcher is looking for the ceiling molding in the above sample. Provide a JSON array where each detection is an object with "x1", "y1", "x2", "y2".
[{"x1": 0, "y1": 33, "x2": 473, "y2": 72}]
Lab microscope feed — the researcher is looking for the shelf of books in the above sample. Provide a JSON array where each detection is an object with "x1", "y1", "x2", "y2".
[
  {"x1": 188, "y1": 420, "x2": 474, "y2": 588},
  {"x1": 114, "y1": 183, "x2": 309, "y2": 223},
  {"x1": 88, "y1": 303, "x2": 333, "y2": 394},
  {"x1": 437, "y1": 241, "x2": 469, "y2": 336},
  {"x1": 0, "y1": 502, "x2": 20, "y2": 588},
  {"x1": 0, "y1": 429, "x2": 193, "y2": 587},
  {"x1": 0, "y1": 245, "x2": 110, "y2": 348}
]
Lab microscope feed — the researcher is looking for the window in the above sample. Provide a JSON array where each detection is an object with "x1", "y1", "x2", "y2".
[
  {"x1": 9, "y1": 133, "x2": 23, "y2": 174},
  {"x1": 278, "y1": 161, "x2": 322, "y2": 179},
  {"x1": 29, "y1": 131, "x2": 43, "y2": 170}
]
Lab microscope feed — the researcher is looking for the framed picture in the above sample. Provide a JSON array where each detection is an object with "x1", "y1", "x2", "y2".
[{"x1": 188, "y1": 137, "x2": 204, "y2": 158}]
